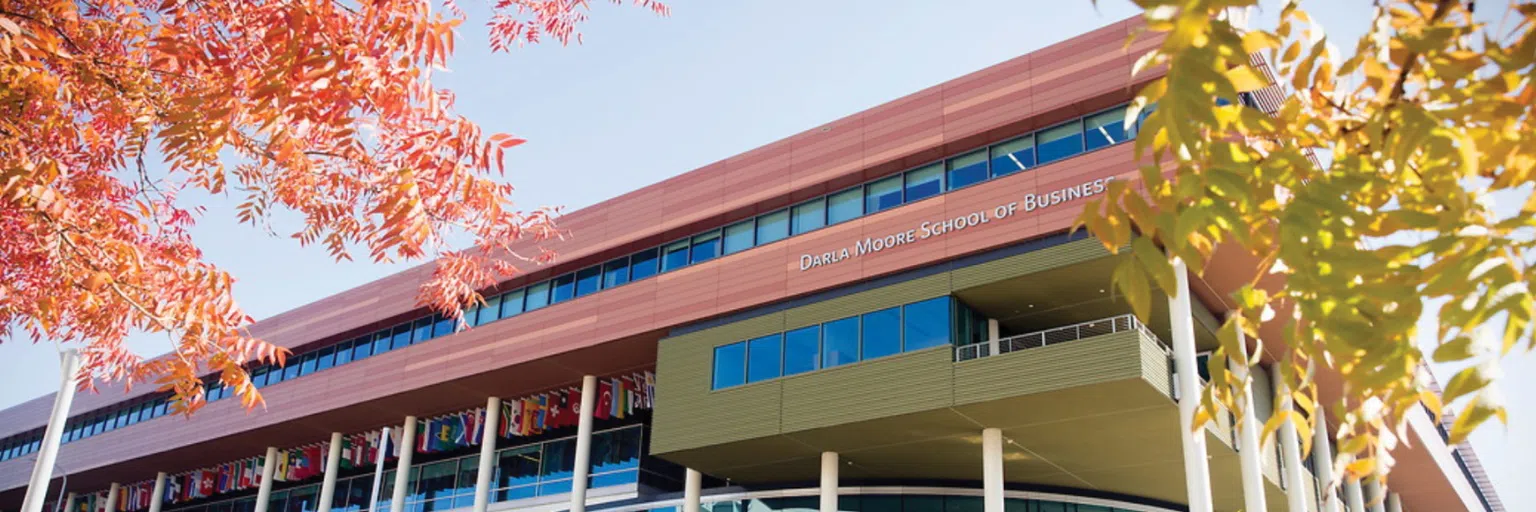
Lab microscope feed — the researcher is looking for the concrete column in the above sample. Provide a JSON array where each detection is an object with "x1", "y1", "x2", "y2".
[
  {"x1": 103, "y1": 484, "x2": 120, "y2": 512},
  {"x1": 1231, "y1": 328, "x2": 1268, "y2": 512},
  {"x1": 1364, "y1": 480, "x2": 1385, "y2": 512},
  {"x1": 1385, "y1": 493, "x2": 1402, "y2": 512},
  {"x1": 473, "y1": 398, "x2": 501, "y2": 512},
  {"x1": 1272, "y1": 371, "x2": 1310, "y2": 512},
  {"x1": 570, "y1": 376, "x2": 598, "y2": 512},
  {"x1": 982, "y1": 428, "x2": 1004, "y2": 512},
  {"x1": 819, "y1": 452, "x2": 839, "y2": 512},
  {"x1": 147, "y1": 473, "x2": 166, "y2": 512},
  {"x1": 62, "y1": 493, "x2": 75, "y2": 512},
  {"x1": 986, "y1": 319, "x2": 1001, "y2": 356},
  {"x1": 389, "y1": 418, "x2": 418, "y2": 512},
  {"x1": 683, "y1": 468, "x2": 702, "y2": 512},
  {"x1": 317, "y1": 433, "x2": 344, "y2": 512},
  {"x1": 1168, "y1": 257, "x2": 1214, "y2": 512},
  {"x1": 1312, "y1": 411, "x2": 1341, "y2": 512},
  {"x1": 253, "y1": 447, "x2": 278, "y2": 512},
  {"x1": 21, "y1": 350, "x2": 82, "y2": 512},
  {"x1": 1344, "y1": 477, "x2": 1366, "y2": 512}
]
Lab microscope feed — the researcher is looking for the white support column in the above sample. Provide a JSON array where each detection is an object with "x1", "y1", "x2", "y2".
[
  {"x1": 1231, "y1": 328, "x2": 1268, "y2": 512},
  {"x1": 986, "y1": 319, "x2": 1001, "y2": 356},
  {"x1": 819, "y1": 452, "x2": 839, "y2": 512},
  {"x1": 1344, "y1": 477, "x2": 1366, "y2": 512},
  {"x1": 1272, "y1": 371, "x2": 1310, "y2": 512},
  {"x1": 390, "y1": 418, "x2": 418, "y2": 512},
  {"x1": 21, "y1": 350, "x2": 82, "y2": 512},
  {"x1": 103, "y1": 484, "x2": 121, "y2": 512},
  {"x1": 1169, "y1": 257, "x2": 1214, "y2": 512},
  {"x1": 683, "y1": 468, "x2": 702, "y2": 512},
  {"x1": 570, "y1": 376, "x2": 598, "y2": 512},
  {"x1": 147, "y1": 473, "x2": 167, "y2": 512},
  {"x1": 317, "y1": 433, "x2": 344, "y2": 512},
  {"x1": 982, "y1": 428, "x2": 1004, "y2": 512},
  {"x1": 254, "y1": 447, "x2": 278, "y2": 512},
  {"x1": 1364, "y1": 480, "x2": 1385, "y2": 512},
  {"x1": 1313, "y1": 411, "x2": 1342, "y2": 512},
  {"x1": 473, "y1": 397, "x2": 501, "y2": 512},
  {"x1": 1385, "y1": 493, "x2": 1402, "y2": 512}
]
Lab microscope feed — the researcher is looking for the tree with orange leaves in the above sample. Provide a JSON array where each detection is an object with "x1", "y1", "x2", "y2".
[{"x1": 0, "y1": 0, "x2": 666, "y2": 414}]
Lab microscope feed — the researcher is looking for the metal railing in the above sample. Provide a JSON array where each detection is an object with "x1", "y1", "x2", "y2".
[{"x1": 954, "y1": 314, "x2": 1156, "y2": 362}]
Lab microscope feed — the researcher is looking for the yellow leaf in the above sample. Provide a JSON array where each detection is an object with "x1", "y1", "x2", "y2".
[{"x1": 1225, "y1": 65, "x2": 1269, "y2": 92}]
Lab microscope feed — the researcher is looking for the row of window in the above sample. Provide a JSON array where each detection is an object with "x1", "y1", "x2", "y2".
[
  {"x1": 0, "y1": 103, "x2": 1145, "y2": 462},
  {"x1": 160, "y1": 426, "x2": 643, "y2": 512},
  {"x1": 712, "y1": 297, "x2": 954, "y2": 390}
]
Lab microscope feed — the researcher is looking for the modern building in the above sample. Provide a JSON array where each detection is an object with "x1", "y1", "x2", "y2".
[{"x1": 0, "y1": 16, "x2": 1505, "y2": 512}]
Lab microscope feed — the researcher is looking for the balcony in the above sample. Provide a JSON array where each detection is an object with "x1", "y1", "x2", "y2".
[{"x1": 954, "y1": 314, "x2": 1164, "y2": 362}]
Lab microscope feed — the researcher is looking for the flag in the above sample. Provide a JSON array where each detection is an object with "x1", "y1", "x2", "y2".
[
  {"x1": 389, "y1": 428, "x2": 403, "y2": 458},
  {"x1": 565, "y1": 388, "x2": 581, "y2": 424},
  {"x1": 198, "y1": 470, "x2": 216, "y2": 497},
  {"x1": 642, "y1": 371, "x2": 655, "y2": 408},
  {"x1": 305, "y1": 444, "x2": 325, "y2": 479},
  {"x1": 535, "y1": 394, "x2": 550, "y2": 432},
  {"x1": 466, "y1": 408, "x2": 484, "y2": 446},
  {"x1": 595, "y1": 380, "x2": 614, "y2": 420},
  {"x1": 507, "y1": 400, "x2": 523, "y2": 436},
  {"x1": 238, "y1": 459, "x2": 253, "y2": 489},
  {"x1": 520, "y1": 397, "x2": 537, "y2": 435},
  {"x1": 340, "y1": 436, "x2": 357, "y2": 470},
  {"x1": 547, "y1": 392, "x2": 566, "y2": 428}
]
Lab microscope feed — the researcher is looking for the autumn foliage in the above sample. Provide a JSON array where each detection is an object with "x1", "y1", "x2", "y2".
[{"x1": 0, "y1": 0, "x2": 665, "y2": 413}]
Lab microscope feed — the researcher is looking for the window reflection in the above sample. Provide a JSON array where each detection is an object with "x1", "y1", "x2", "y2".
[
  {"x1": 904, "y1": 163, "x2": 943, "y2": 202},
  {"x1": 989, "y1": 136, "x2": 1034, "y2": 177},
  {"x1": 1036, "y1": 121, "x2": 1084, "y2": 165},
  {"x1": 791, "y1": 199, "x2": 826, "y2": 234}
]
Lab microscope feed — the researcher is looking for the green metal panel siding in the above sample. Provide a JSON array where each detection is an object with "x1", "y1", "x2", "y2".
[
  {"x1": 950, "y1": 238, "x2": 1114, "y2": 290},
  {"x1": 784, "y1": 274, "x2": 951, "y2": 330},
  {"x1": 652, "y1": 313, "x2": 786, "y2": 454},
  {"x1": 953, "y1": 331, "x2": 1142, "y2": 407},
  {"x1": 779, "y1": 347, "x2": 955, "y2": 433},
  {"x1": 1137, "y1": 331, "x2": 1173, "y2": 398}
]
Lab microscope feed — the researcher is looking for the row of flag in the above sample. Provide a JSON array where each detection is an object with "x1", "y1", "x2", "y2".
[{"x1": 67, "y1": 371, "x2": 654, "y2": 509}]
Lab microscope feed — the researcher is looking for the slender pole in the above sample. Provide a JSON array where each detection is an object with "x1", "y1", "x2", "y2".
[
  {"x1": 253, "y1": 447, "x2": 278, "y2": 512},
  {"x1": 1168, "y1": 257, "x2": 1214, "y2": 512},
  {"x1": 472, "y1": 398, "x2": 500, "y2": 512},
  {"x1": 50, "y1": 470, "x2": 67, "y2": 512},
  {"x1": 1272, "y1": 369, "x2": 1310, "y2": 512},
  {"x1": 21, "y1": 350, "x2": 82, "y2": 512},
  {"x1": 1385, "y1": 493, "x2": 1402, "y2": 512},
  {"x1": 570, "y1": 376, "x2": 598, "y2": 512},
  {"x1": 1313, "y1": 410, "x2": 1342, "y2": 512},
  {"x1": 317, "y1": 433, "x2": 344, "y2": 512},
  {"x1": 389, "y1": 418, "x2": 418, "y2": 512},
  {"x1": 366, "y1": 427, "x2": 390, "y2": 512},
  {"x1": 683, "y1": 468, "x2": 702, "y2": 512},
  {"x1": 1230, "y1": 328, "x2": 1268, "y2": 512},
  {"x1": 103, "y1": 484, "x2": 120, "y2": 512},
  {"x1": 1363, "y1": 479, "x2": 1385, "y2": 512},
  {"x1": 147, "y1": 473, "x2": 166, "y2": 512},
  {"x1": 981, "y1": 428, "x2": 1004, "y2": 512},
  {"x1": 819, "y1": 452, "x2": 839, "y2": 512},
  {"x1": 1343, "y1": 477, "x2": 1366, "y2": 512}
]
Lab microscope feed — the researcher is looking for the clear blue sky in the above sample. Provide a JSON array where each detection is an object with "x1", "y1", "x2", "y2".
[{"x1": 0, "y1": 1, "x2": 1528, "y2": 509}]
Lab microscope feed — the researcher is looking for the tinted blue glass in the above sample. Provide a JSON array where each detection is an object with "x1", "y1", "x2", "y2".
[
  {"x1": 746, "y1": 334, "x2": 783, "y2": 383},
  {"x1": 903, "y1": 297, "x2": 952, "y2": 351},
  {"x1": 755, "y1": 210, "x2": 789, "y2": 244},
  {"x1": 783, "y1": 325, "x2": 820, "y2": 376},
  {"x1": 790, "y1": 199, "x2": 825, "y2": 234},
  {"x1": 331, "y1": 343, "x2": 352, "y2": 365},
  {"x1": 575, "y1": 266, "x2": 602, "y2": 296},
  {"x1": 662, "y1": 241, "x2": 690, "y2": 271},
  {"x1": 283, "y1": 359, "x2": 301, "y2": 380},
  {"x1": 691, "y1": 232, "x2": 720, "y2": 264},
  {"x1": 628, "y1": 248, "x2": 660, "y2": 280},
  {"x1": 990, "y1": 136, "x2": 1034, "y2": 177},
  {"x1": 433, "y1": 314, "x2": 454, "y2": 337},
  {"x1": 865, "y1": 176, "x2": 902, "y2": 213},
  {"x1": 822, "y1": 317, "x2": 860, "y2": 367},
  {"x1": 602, "y1": 258, "x2": 630, "y2": 288},
  {"x1": 391, "y1": 325, "x2": 411, "y2": 349},
  {"x1": 316, "y1": 347, "x2": 335, "y2": 371},
  {"x1": 591, "y1": 427, "x2": 642, "y2": 473},
  {"x1": 493, "y1": 445, "x2": 540, "y2": 500},
  {"x1": 946, "y1": 150, "x2": 988, "y2": 190},
  {"x1": 1036, "y1": 122, "x2": 1084, "y2": 165},
  {"x1": 722, "y1": 220, "x2": 754, "y2": 254},
  {"x1": 1084, "y1": 109, "x2": 1128, "y2": 151},
  {"x1": 413, "y1": 317, "x2": 434, "y2": 342},
  {"x1": 500, "y1": 290, "x2": 525, "y2": 318},
  {"x1": 712, "y1": 342, "x2": 747, "y2": 389},
  {"x1": 590, "y1": 469, "x2": 638, "y2": 489},
  {"x1": 371, "y1": 331, "x2": 391, "y2": 355},
  {"x1": 827, "y1": 188, "x2": 863, "y2": 225},
  {"x1": 524, "y1": 282, "x2": 550, "y2": 311},
  {"x1": 904, "y1": 163, "x2": 943, "y2": 202},
  {"x1": 550, "y1": 274, "x2": 575, "y2": 303},
  {"x1": 475, "y1": 295, "x2": 503, "y2": 326},
  {"x1": 540, "y1": 438, "x2": 576, "y2": 481},
  {"x1": 861, "y1": 307, "x2": 902, "y2": 359},
  {"x1": 299, "y1": 353, "x2": 318, "y2": 375}
]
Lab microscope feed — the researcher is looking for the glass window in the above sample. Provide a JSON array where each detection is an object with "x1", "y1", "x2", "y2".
[
  {"x1": 283, "y1": 358, "x2": 301, "y2": 381},
  {"x1": 755, "y1": 209, "x2": 789, "y2": 245},
  {"x1": 591, "y1": 427, "x2": 642, "y2": 474},
  {"x1": 550, "y1": 274, "x2": 576, "y2": 304},
  {"x1": 524, "y1": 282, "x2": 550, "y2": 311},
  {"x1": 691, "y1": 231, "x2": 721, "y2": 264},
  {"x1": 990, "y1": 135, "x2": 1035, "y2": 177},
  {"x1": 284, "y1": 485, "x2": 318, "y2": 512},
  {"x1": 1084, "y1": 108, "x2": 1129, "y2": 150},
  {"x1": 500, "y1": 289, "x2": 525, "y2": 318},
  {"x1": 790, "y1": 198, "x2": 825, "y2": 234},
  {"x1": 861, "y1": 307, "x2": 902, "y2": 360},
  {"x1": 432, "y1": 314, "x2": 455, "y2": 337},
  {"x1": 351, "y1": 336, "x2": 373, "y2": 361},
  {"x1": 826, "y1": 187, "x2": 863, "y2": 225},
  {"x1": 1036, "y1": 121, "x2": 1084, "y2": 165},
  {"x1": 390, "y1": 324, "x2": 411, "y2": 350},
  {"x1": 712, "y1": 342, "x2": 747, "y2": 389},
  {"x1": 267, "y1": 490, "x2": 290, "y2": 512},
  {"x1": 661, "y1": 240, "x2": 690, "y2": 272},
  {"x1": 722, "y1": 220, "x2": 755, "y2": 255},
  {"x1": 315, "y1": 346, "x2": 335, "y2": 371},
  {"x1": 415, "y1": 460, "x2": 458, "y2": 504},
  {"x1": 575, "y1": 266, "x2": 602, "y2": 296},
  {"x1": 343, "y1": 476, "x2": 372, "y2": 511},
  {"x1": 452, "y1": 456, "x2": 479, "y2": 509},
  {"x1": 784, "y1": 326, "x2": 820, "y2": 376},
  {"x1": 493, "y1": 445, "x2": 540, "y2": 501},
  {"x1": 476, "y1": 294, "x2": 503, "y2": 326},
  {"x1": 153, "y1": 401, "x2": 168, "y2": 417},
  {"x1": 602, "y1": 258, "x2": 630, "y2": 288},
  {"x1": 333, "y1": 340, "x2": 353, "y2": 366},
  {"x1": 823, "y1": 317, "x2": 860, "y2": 368},
  {"x1": 299, "y1": 353, "x2": 318, "y2": 376},
  {"x1": 903, "y1": 297, "x2": 952, "y2": 351},
  {"x1": 371, "y1": 331, "x2": 392, "y2": 356},
  {"x1": 904, "y1": 163, "x2": 944, "y2": 202},
  {"x1": 628, "y1": 248, "x2": 660, "y2": 281},
  {"x1": 946, "y1": 150, "x2": 989, "y2": 190},
  {"x1": 746, "y1": 334, "x2": 783, "y2": 383},
  {"x1": 539, "y1": 438, "x2": 577, "y2": 484},
  {"x1": 412, "y1": 317, "x2": 433, "y2": 342},
  {"x1": 865, "y1": 175, "x2": 902, "y2": 214}
]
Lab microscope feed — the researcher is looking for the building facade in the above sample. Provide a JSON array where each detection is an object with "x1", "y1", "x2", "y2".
[{"x1": 0, "y1": 17, "x2": 1504, "y2": 512}]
